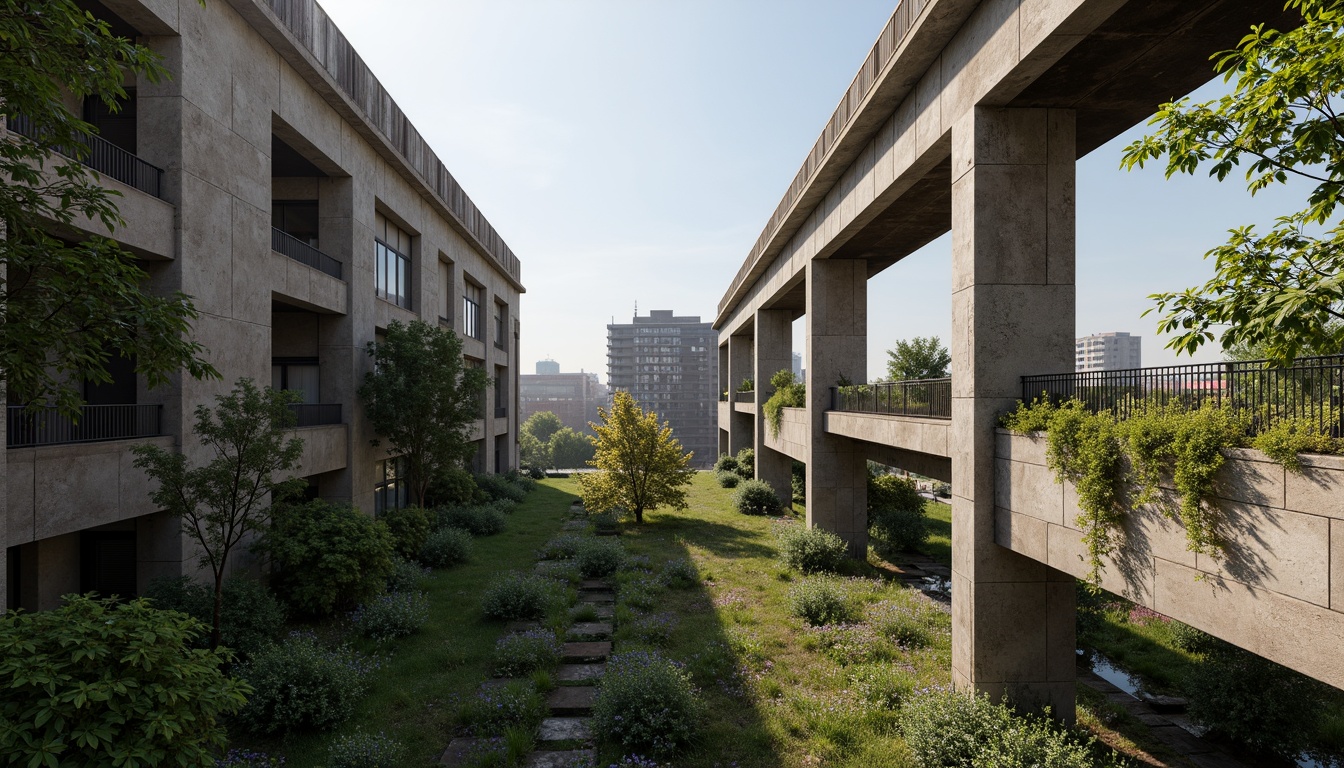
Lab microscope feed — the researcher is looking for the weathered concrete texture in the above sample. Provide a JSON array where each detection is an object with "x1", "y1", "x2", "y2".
[
  {"x1": 546, "y1": 685, "x2": 596, "y2": 715},
  {"x1": 562, "y1": 642, "x2": 611, "y2": 662},
  {"x1": 999, "y1": 430, "x2": 1344, "y2": 690},
  {"x1": 556, "y1": 664, "x2": 604, "y2": 682},
  {"x1": 537, "y1": 717, "x2": 592, "y2": 742},
  {"x1": 754, "y1": 309, "x2": 794, "y2": 507},
  {"x1": 950, "y1": 107, "x2": 1077, "y2": 719},
  {"x1": 762, "y1": 406, "x2": 809, "y2": 464},
  {"x1": 824, "y1": 411, "x2": 950, "y2": 458}
]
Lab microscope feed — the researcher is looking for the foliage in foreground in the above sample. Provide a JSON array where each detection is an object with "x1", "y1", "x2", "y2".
[
  {"x1": 143, "y1": 575, "x2": 286, "y2": 658},
  {"x1": 259, "y1": 499, "x2": 396, "y2": 616},
  {"x1": 592, "y1": 650, "x2": 704, "y2": 757},
  {"x1": 579, "y1": 390, "x2": 696, "y2": 523},
  {"x1": 236, "y1": 632, "x2": 377, "y2": 735},
  {"x1": 0, "y1": 595, "x2": 248, "y2": 766},
  {"x1": 326, "y1": 731, "x2": 407, "y2": 768},
  {"x1": 351, "y1": 590, "x2": 430, "y2": 642}
]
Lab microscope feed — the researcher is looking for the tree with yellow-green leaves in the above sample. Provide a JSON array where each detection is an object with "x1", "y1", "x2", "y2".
[{"x1": 578, "y1": 391, "x2": 695, "y2": 524}]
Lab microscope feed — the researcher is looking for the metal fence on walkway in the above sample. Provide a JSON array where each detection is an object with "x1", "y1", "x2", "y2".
[
  {"x1": 9, "y1": 114, "x2": 164, "y2": 199},
  {"x1": 830, "y1": 378, "x2": 951, "y2": 419},
  {"x1": 272, "y1": 228, "x2": 344, "y2": 279},
  {"x1": 8, "y1": 404, "x2": 163, "y2": 447}
]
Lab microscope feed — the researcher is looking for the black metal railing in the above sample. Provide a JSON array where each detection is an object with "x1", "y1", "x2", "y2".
[
  {"x1": 831, "y1": 378, "x2": 952, "y2": 419},
  {"x1": 8, "y1": 404, "x2": 162, "y2": 448},
  {"x1": 734, "y1": 390, "x2": 754, "y2": 403},
  {"x1": 8, "y1": 114, "x2": 164, "y2": 199},
  {"x1": 272, "y1": 228, "x2": 343, "y2": 279},
  {"x1": 1021, "y1": 355, "x2": 1344, "y2": 437},
  {"x1": 287, "y1": 403, "x2": 342, "y2": 427}
]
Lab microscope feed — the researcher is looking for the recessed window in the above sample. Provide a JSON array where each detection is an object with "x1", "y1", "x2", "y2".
[
  {"x1": 374, "y1": 457, "x2": 408, "y2": 514},
  {"x1": 375, "y1": 212, "x2": 411, "y2": 309},
  {"x1": 463, "y1": 282, "x2": 483, "y2": 340}
]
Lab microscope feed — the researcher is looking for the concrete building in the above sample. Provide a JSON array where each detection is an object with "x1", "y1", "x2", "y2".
[
  {"x1": 520, "y1": 366, "x2": 608, "y2": 436},
  {"x1": 1076, "y1": 332, "x2": 1141, "y2": 372},
  {"x1": 4, "y1": 0, "x2": 524, "y2": 611},
  {"x1": 713, "y1": 0, "x2": 1338, "y2": 715},
  {"x1": 608, "y1": 311, "x2": 717, "y2": 467},
  {"x1": 535, "y1": 359, "x2": 561, "y2": 375}
]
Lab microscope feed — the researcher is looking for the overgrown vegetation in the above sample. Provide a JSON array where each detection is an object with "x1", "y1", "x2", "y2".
[{"x1": 763, "y1": 369, "x2": 806, "y2": 438}]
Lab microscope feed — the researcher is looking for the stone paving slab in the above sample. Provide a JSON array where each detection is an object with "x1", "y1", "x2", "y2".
[
  {"x1": 440, "y1": 738, "x2": 490, "y2": 766},
  {"x1": 547, "y1": 685, "x2": 597, "y2": 715},
  {"x1": 527, "y1": 749, "x2": 596, "y2": 768},
  {"x1": 566, "y1": 622, "x2": 612, "y2": 639},
  {"x1": 557, "y1": 663, "x2": 604, "y2": 682},
  {"x1": 591, "y1": 604, "x2": 614, "y2": 618},
  {"x1": 580, "y1": 591, "x2": 615, "y2": 603},
  {"x1": 537, "y1": 717, "x2": 592, "y2": 742},
  {"x1": 579, "y1": 579, "x2": 608, "y2": 590},
  {"x1": 563, "y1": 641, "x2": 611, "y2": 662}
]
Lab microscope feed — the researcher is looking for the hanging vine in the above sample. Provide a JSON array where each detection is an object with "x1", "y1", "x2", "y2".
[{"x1": 763, "y1": 369, "x2": 806, "y2": 438}]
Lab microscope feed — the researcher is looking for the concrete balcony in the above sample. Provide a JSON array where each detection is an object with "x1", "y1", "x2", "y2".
[
  {"x1": 717, "y1": 400, "x2": 731, "y2": 426},
  {"x1": 270, "y1": 248, "x2": 347, "y2": 314},
  {"x1": 762, "y1": 406, "x2": 807, "y2": 463},
  {"x1": 289, "y1": 423, "x2": 348, "y2": 477}
]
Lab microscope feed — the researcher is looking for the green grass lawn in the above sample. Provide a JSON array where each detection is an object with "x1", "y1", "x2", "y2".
[{"x1": 232, "y1": 482, "x2": 574, "y2": 765}]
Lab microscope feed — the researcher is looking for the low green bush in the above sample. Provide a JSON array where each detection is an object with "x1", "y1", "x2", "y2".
[
  {"x1": 327, "y1": 731, "x2": 407, "y2": 768},
  {"x1": 436, "y1": 504, "x2": 507, "y2": 536},
  {"x1": 1166, "y1": 620, "x2": 1216, "y2": 653},
  {"x1": 475, "y1": 473, "x2": 528, "y2": 503},
  {"x1": 538, "y1": 532, "x2": 587, "y2": 560},
  {"x1": 1185, "y1": 644, "x2": 1323, "y2": 758},
  {"x1": 385, "y1": 557, "x2": 429, "y2": 592},
  {"x1": 777, "y1": 525, "x2": 848, "y2": 574},
  {"x1": 536, "y1": 559, "x2": 583, "y2": 585},
  {"x1": 576, "y1": 537, "x2": 626, "y2": 577},
  {"x1": 900, "y1": 689, "x2": 1124, "y2": 768},
  {"x1": 868, "y1": 473, "x2": 929, "y2": 551},
  {"x1": 658, "y1": 558, "x2": 699, "y2": 589},
  {"x1": 352, "y1": 590, "x2": 430, "y2": 642},
  {"x1": 715, "y1": 469, "x2": 741, "y2": 488},
  {"x1": 481, "y1": 572, "x2": 561, "y2": 621},
  {"x1": 620, "y1": 611, "x2": 678, "y2": 647},
  {"x1": 787, "y1": 575, "x2": 856, "y2": 626},
  {"x1": 848, "y1": 663, "x2": 918, "y2": 710},
  {"x1": 426, "y1": 466, "x2": 485, "y2": 507},
  {"x1": 735, "y1": 447, "x2": 755, "y2": 479},
  {"x1": 867, "y1": 598, "x2": 949, "y2": 649},
  {"x1": 492, "y1": 629, "x2": 563, "y2": 677},
  {"x1": 0, "y1": 595, "x2": 248, "y2": 766},
  {"x1": 236, "y1": 631, "x2": 377, "y2": 735},
  {"x1": 143, "y1": 575, "x2": 286, "y2": 657},
  {"x1": 459, "y1": 680, "x2": 549, "y2": 736},
  {"x1": 732, "y1": 478, "x2": 782, "y2": 515},
  {"x1": 591, "y1": 511, "x2": 620, "y2": 532},
  {"x1": 260, "y1": 500, "x2": 396, "y2": 616},
  {"x1": 378, "y1": 505, "x2": 432, "y2": 561},
  {"x1": 592, "y1": 650, "x2": 704, "y2": 757},
  {"x1": 791, "y1": 462, "x2": 806, "y2": 504},
  {"x1": 420, "y1": 526, "x2": 474, "y2": 568},
  {"x1": 713, "y1": 453, "x2": 740, "y2": 474},
  {"x1": 617, "y1": 574, "x2": 663, "y2": 611}
]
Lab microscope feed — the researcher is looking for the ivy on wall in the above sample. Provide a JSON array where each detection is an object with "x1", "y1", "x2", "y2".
[{"x1": 763, "y1": 369, "x2": 806, "y2": 438}]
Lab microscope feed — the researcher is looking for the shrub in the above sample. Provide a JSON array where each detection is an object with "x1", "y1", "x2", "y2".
[
  {"x1": 900, "y1": 689, "x2": 1122, "y2": 768},
  {"x1": 261, "y1": 500, "x2": 396, "y2": 616},
  {"x1": 1251, "y1": 414, "x2": 1342, "y2": 471},
  {"x1": 236, "y1": 631, "x2": 376, "y2": 734},
  {"x1": 215, "y1": 750, "x2": 286, "y2": 767},
  {"x1": 658, "y1": 558, "x2": 699, "y2": 589},
  {"x1": 870, "y1": 505, "x2": 929, "y2": 551},
  {"x1": 491, "y1": 497, "x2": 519, "y2": 514},
  {"x1": 476, "y1": 472, "x2": 528, "y2": 503},
  {"x1": 621, "y1": 612, "x2": 678, "y2": 646},
  {"x1": 591, "y1": 511, "x2": 620, "y2": 532},
  {"x1": 732, "y1": 478, "x2": 782, "y2": 515},
  {"x1": 538, "y1": 532, "x2": 587, "y2": 560},
  {"x1": 420, "y1": 526, "x2": 474, "y2": 568},
  {"x1": 385, "y1": 557, "x2": 429, "y2": 593},
  {"x1": 536, "y1": 559, "x2": 583, "y2": 585},
  {"x1": 1166, "y1": 620, "x2": 1216, "y2": 653},
  {"x1": 867, "y1": 598, "x2": 949, "y2": 648},
  {"x1": 735, "y1": 447, "x2": 755, "y2": 478},
  {"x1": 792, "y1": 462, "x2": 806, "y2": 503},
  {"x1": 460, "y1": 681, "x2": 548, "y2": 736},
  {"x1": 0, "y1": 595, "x2": 248, "y2": 766},
  {"x1": 378, "y1": 505, "x2": 432, "y2": 561},
  {"x1": 426, "y1": 466, "x2": 485, "y2": 507},
  {"x1": 327, "y1": 731, "x2": 407, "y2": 768},
  {"x1": 492, "y1": 629, "x2": 563, "y2": 677},
  {"x1": 436, "y1": 504, "x2": 507, "y2": 536},
  {"x1": 713, "y1": 453, "x2": 740, "y2": 474},
  {"x1": 787, "y1": 576, "x2": 855, "y2": 626},
  {"x1": 592, "y1": 651, "x2": 703, "y2": 756},
  {"x1": 525, "y1": 464, "x2": 547, "y2": 480},
  {"x1": 144, "y1": 575, "x2": 286, "y2": 657},
  {"x1": 617, "y1": 575, "x2": 663, "y2": 611},
  {"x1": 777, "y1": 525, "x2": 848, "y2": 573},
  {"x1": 715, "y1": 469, "x2": 741, "y2": 488},
  {"x1": 848, "y1": 663, "x2": 918, "y2": 710},
  {"x1": 576, "y1": 537, "x2": 626, "y2": 577},
  {"x1": 1185, "y1": 644, "x2": 1322, "y2": 757},
  {"x1": 352, "y1": 591, "x2": 430, "y2": 642},
  {"x1": 482, "y1": 572, "x2": 560, "y2": 621}
]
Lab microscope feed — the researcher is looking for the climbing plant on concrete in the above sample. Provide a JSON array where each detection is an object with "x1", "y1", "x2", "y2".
[{"x1": 763, "y1": 369, "x2": 806, "y2": 438}]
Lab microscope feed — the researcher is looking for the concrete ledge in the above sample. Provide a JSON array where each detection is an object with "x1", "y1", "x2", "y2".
[
  {"x1": 7, "y1": 435, "x2": 175, "y2": 545},
  {"x1": 289, "y1": 424, "x2": 348, "y2": 477},
  {"x1": 270, "y1": 250, "x2": 347, "y2": 314},
  {"x1": 29, "y1": 160, "x2": 176, "y2": 260},
  {"x1": 825, "y1": 410, "x2": 950, "y2": 458},
  {"x1": 734, "y1": 401, "x2": 757, "y2": 415},
  {"x1": 996, "y1": 430, "x2": 1344, "y2": 689},
  {"x1": 762, "y1": 406, "x2": 808, "y2": 463},
  {"x1": 717, "y1": 400, "x2": 731, "y2": 426}
]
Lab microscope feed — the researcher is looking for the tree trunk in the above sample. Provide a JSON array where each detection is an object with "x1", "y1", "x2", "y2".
[
  {"x1": 211, "y1": 570, "x2": 224, "y2": 650},
  {"x1": 634, "y1": 506, "x2": 643, "y2": 524}
]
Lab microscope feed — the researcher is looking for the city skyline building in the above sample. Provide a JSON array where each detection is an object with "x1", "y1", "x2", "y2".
[
  {"x1": 607, "y1": 310, "x2": 718, "y2": 467},
  {"x1": 520, "y1": 362, "x2": 608, "y2": 436},
  {"x1": 1075, "y1": 332, "x2": 1142, "y2": 372}
]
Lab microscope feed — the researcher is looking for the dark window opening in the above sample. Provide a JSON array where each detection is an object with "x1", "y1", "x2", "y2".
[
  {"x1": 272, "y1": 200, "x2": 319, "y2": 248},
  {"x1": 82, "y1": 88, "x2": 136, "y2": 155},
  {"x1": 80, "y1": 531, "x2": 137, "y2": 600}
]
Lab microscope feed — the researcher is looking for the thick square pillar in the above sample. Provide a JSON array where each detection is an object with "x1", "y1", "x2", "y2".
[
  {"x1": 726, "y1": 333, "x2": 754, "y2": 457},
  {"x1": 950, "y1": 107, "x2": 1078, "y2": 719},
  {"x1": 805, "y1": 260, "x2": 868, "y2": 557},
  {"x1": 755, "y1": 309, "x2": 793, "y2": 507}
]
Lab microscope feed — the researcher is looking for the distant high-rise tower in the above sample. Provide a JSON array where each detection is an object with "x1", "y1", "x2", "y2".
[
  {"x1": 1075, "y1": 332, "x2": 1141, "y2": 372},
  {"x1": 792, "y1": 352, "x2": 803, "y2": 379},
  {"x1": 520, "y1": 361, "x2": 607, "y2": 436},
  {"x1": 607, "y1": 310, "x2": 718, "y2": 467},
  {"x1": 535, "y1": 359, "x2": 560, "y2": 375}
]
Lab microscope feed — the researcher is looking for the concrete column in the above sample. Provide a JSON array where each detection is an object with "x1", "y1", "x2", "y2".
[
  {"x1": 950, "y1": 107, "x2": 1077, "y2": 719},
  {"x1": 805, "y1": 260, "x2": 868, "y2": 557},
  {"x1": 755, "y1": 309, "x2": 793, "y2": 507},
  {"x1": 726, "y1": 334, "x2": 753, "y2": 457}
]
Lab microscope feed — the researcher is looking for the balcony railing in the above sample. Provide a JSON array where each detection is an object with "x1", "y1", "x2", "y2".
[
  {"x1": 831, "y1": 378, "x2": 952, "y2": 419},
  {"x1": 8, "y1": 114, "x2": 164, "y2": 199},
  {"x1": 287, "y1": 403, "x2": 342, "y2": 427},
  {"x1": 1021, "y1": 355, "x2": 1344, "y2": 438},
  {"x1": 734, "y1": 390, "x2": 754, "y2": 403},
  {"x1": 8, "y1": 404, "x2": 162, "y2": 448},
  {"x1": 272, "y1": 227, "x2": 343, "y2": 279}
]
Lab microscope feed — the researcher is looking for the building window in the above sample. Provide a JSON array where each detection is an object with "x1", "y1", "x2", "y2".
[
  {"x1": 272, "y1": 357, "x2": 319, "y2": 404},
  {"x1": 273, "y1": 200, "x2": 319, "y2": 247},
  {"x1": 375, "y1": 212, "x2": 412, "y2": 308},
  {"x1": 463, "y1": 282, "x2": 483, "y2": 340},
  {"x1": 439, "y1": 258, "x2": 454, "y2": 326},
  {"x1": 494, "y1": 365, "x2": 507, "y2": 418},
  {"x1": 493, "y1": 302, "x2": 508, "y2": 350},
  {"x1": 374, "y1": 457, "x2": 408, "y2": 514}
]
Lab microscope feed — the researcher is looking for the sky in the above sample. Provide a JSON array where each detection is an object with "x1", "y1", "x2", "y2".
[{"x1": 316, "y1": 0, "x2": 1304, "y2": 383}]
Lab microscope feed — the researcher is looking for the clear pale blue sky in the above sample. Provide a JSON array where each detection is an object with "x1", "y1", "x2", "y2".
[{"x1": 318, "y1": 0, "x2": 1302, "y2": 382}]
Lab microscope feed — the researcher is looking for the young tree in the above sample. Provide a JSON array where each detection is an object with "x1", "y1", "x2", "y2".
[
  {"x1": 522, "y1": 410, "x2": 565, "y2": 444},
  {"x1": 1, "y1": 1, "x2": 216, "y2": 414},
  {"x1": 1122, "y1": 0, "x2": 1344, "y2": 365},
  {"x1": 520, "y1": 410, "x2": 563, "y2": 468},
  {"x1": 885, "y1": 336, "x2": 951, "y2": 381},
  {"x1": 132, "y1": 379, "x2": 305, "y2": 648},
  {"x1": 549, "y1": 426, "x2": 595, "y2": 470},
  {"x1": 358, "y1": 319, "x2": 488, "y2": 504},
  {"x1": 579, "y1": 391, "x2": 695, "y2": 523}
]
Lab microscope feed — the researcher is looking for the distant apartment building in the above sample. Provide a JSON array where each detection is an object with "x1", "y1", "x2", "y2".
[
  {"x1": 792, "y1": 352, "x2": 804, "y2": 380},
  {"x1": 607, "y1": 310, "x2": 718, "y2": 467},
  {"x1": 520, "y1": 363, "x2": 608, "y2": 435},
  {"x1": 1076, "y1": 332, "x2": 1141, "y2": 372},
  {"x1": 4, "y1": 0, "x2": 524, "y2": 611}
]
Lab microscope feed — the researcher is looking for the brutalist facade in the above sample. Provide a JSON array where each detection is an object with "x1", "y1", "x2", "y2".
[{"x1": 606, "y1": 311, "x2": 717, "y2": 467}]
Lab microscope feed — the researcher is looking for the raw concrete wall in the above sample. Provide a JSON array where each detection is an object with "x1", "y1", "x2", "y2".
[
  {"x1": 996, "y1": 430, "x2": 1344, "y2": 690},
  {"x1": 762, "y1": 407, "x2": 808, "y2": 464},
  {"x1": 825, "y1": 411, "x2": 949, "y2": 458}
]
